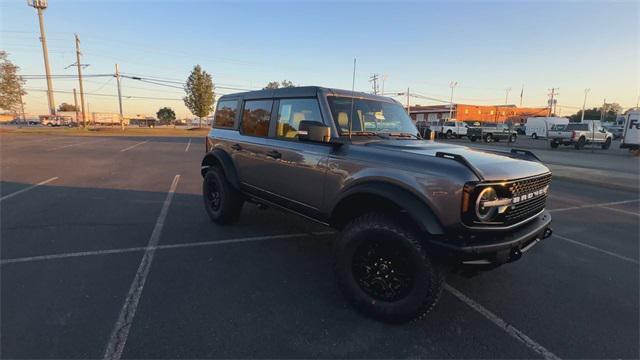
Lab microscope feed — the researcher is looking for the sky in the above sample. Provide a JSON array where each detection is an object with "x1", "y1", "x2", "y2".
[{"x1": 1, "y1": 0, "x2": 638, "y2": 118}]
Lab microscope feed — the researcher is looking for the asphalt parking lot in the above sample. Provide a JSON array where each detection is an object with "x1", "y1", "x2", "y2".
[{"x1": 1, "y1": 133, "x2": 638, "y2": 359}]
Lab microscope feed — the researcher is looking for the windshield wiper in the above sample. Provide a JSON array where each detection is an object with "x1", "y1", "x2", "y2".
[{"x1": 378, "y1": 132, "x2": 420, "y2": 139}]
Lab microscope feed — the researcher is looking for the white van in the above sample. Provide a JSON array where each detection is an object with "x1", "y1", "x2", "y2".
[
  {"x1": 525, "y1": 117, "x2": 569, "y2": 139},
  {"x1": 621, "y1": 110, "x2": 639, "y2": 152}
]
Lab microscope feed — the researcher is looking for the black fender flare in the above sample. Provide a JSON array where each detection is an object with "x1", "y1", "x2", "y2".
[
  {"x1": 201, "y1": 149, "x2": 240, "y2": 190},
  {"x1": 331, "y1": 182, "x2": 445, "y2": 235}
]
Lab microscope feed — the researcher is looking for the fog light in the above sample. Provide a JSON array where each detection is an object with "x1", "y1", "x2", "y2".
[{"x1": 475, "y1": 187, "x2": 498, "y2": 222}]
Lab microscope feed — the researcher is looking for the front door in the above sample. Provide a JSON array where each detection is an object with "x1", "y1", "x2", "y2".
[{"x1": 259, "y1": 98, "x2": 331, "y2": 213}]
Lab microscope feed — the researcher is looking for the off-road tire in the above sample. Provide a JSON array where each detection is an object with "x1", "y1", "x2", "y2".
[
  {"x1": 601, "y1": 138, "x2": 611, "y2": 150},
  {"x1": 334, "y1": 212, "x2": 443, "y2": 323},
  {"x1": 575, "y1": 137, "x2": 586, "y2": 150},
  {"x1": 202, "y1": 166, "x2": 243, "y2": 224},
  {"x1": 550, "y1": 140, "x2": 559, "y2": 149}
]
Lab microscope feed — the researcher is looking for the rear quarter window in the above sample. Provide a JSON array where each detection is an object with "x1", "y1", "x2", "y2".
[{"x1": 213, "y1": 99, "x2": 238, "y2": 128}]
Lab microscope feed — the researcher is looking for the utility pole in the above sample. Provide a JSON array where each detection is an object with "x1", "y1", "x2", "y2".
[
  {"x1": 19, "y1": 91, "x2": 27, "y2": 125},
  {"x1": 369, "y1": 74, "x2": 379, "y2": 94},
  {"x1": 519, "y1": 84, "x2": 524, "y2": 107},
  {"x1": 381, "y1": 74, "x2": 387, "y2": 95},
  {"x1": 581, "y1": 88, "x2": 590, "y2": 122},
  {"x1": 505, "y1": 87, "x2": 512, "y2": 105},
  {"x1": 28, "y1": 0, "x2": 55, "y2": 115},
  {"x1": 74, "y1": 33, "x2": 87, "y2": 127},
  {"x1": 73, "y1": 88, "x2": 79, "y2": 125},
  {"x1": 547, "y1": 88, "x2": 558, "y2": 116},
  {"x1": 115, "y1": 64, "x2": 124, "y2": 131},
  {"x1": 406, "y1": 87, "x2": 410, "y2": 116},
  {"x1": 600, "y1": 98, "x2": 606, "y2": 122},
  {"x1": 449, "y1": 81, "x2": 458, "y2": 121}
]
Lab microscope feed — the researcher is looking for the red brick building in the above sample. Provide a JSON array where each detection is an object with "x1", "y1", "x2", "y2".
[{"x1": 409, "y1": 104, "x2": 549, "y2": 124}]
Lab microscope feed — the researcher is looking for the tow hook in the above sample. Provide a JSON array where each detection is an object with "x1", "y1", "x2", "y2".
[{"x1": 543, "y1": 227, "x2": 553, "y2": 239}]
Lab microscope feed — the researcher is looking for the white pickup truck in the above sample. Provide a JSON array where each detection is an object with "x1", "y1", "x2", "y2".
[
  {"x1": 440, "y1": 120, "x2": 468, "y2": 138},
  {"x1": 547, "y1": 122, "x2": 613, "y2": 150}
]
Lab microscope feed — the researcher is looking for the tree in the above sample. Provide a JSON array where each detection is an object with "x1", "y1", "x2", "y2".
[
  {"x1": 262, "y1": 80, "x2": 296, "y2": 90},
  {"x1": 183, "y1": 65, "x2": 215, "y2": 127},
  {"x1": 0, "y1": 51, "x2": 26, "y2": 114},
  {"x1": 570, "y1": 104, "x2": 622, "y2": 122},
  {"x1": 156, "y1": 107, "x2": 176, "y2": 125},
  {"x1": 58, "y1": 102, "x2": 78, "y2": 112}
]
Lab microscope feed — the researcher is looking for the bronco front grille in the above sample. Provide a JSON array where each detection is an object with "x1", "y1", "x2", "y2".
[{"x1": 503, "y1": 173, "x2": 552, "y2": 224}]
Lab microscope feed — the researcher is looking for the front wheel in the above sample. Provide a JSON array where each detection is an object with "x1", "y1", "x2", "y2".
[
  {"x1": 575, "y1": 137, "x2": 586, "y2": 150},
  {"x1": 202, "y1": 166, "x2": 244, "y2": 224},
  {"x1": 509, "y1": 134, "x2": 517, "y2": 143},
  {"x1": 532, "y1": 133, "x2": 538, "y2": 140},
  {"x1": 446, "y1": 130, "x2": 453, "y2": 139},
  {"x1": 334, "y1": 213, "x2": 443, "y2": 323},
  {"x1": 601, "y1": 138, "x2": 611, "y2": 150},
  {"x1": 484, "y1": 134, "x2": 493, "y2": 143},
  {"x1": 469, "y1": 136, "x2": 477, "y2": 142},
  {"x1": 550, "y1": 140, "x2": 559, "y2": 149}
]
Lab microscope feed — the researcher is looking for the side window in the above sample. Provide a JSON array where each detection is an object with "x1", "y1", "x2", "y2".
[
  {"x1": 276, "y1": 98, "x2": 323, "y2": 139},
  {"x1": 213, "y1": 99, "x2": 237, "y2": 128},
  {"x1": 240, "y1": 100, "x2": 273, "y2": 137}
]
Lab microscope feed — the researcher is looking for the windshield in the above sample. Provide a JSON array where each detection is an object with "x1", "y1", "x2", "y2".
[{"x1": 327, "y1": 96, "x2": 418, "y2": 136}]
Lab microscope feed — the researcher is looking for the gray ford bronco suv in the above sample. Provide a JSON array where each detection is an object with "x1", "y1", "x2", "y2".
[{"x1": 201, "y1": 86, "x2": 553, "y2": 322}]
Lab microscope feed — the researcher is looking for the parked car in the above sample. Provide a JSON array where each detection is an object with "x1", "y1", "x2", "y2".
[
  {"x1": 440, "y1": 120, "x2": 468, "y2": 138},
  {"x1": 201, "y1": 86, "x2": 553, "y2": 323},
  {"x1": 467, "y1": 123, "x2": 517, "y2": 143},
  {"x1": 525, "y1": 117, "x2": 569, "y2": 139},
  {"x1": 40, "y1": 115, "x2": 74, "y2": 127},
  {"x1": 603, "y1": 125, "x2": 624, "y2": 140},
  {"x1": 547, "y1": 122, "x2": 613, "y2": 149}
]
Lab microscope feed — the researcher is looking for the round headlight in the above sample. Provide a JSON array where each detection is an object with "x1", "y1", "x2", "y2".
[{"x1": 475, "y1": 187, "x2": 498, "y2": 222}]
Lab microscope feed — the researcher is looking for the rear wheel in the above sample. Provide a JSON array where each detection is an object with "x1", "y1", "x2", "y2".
[
  {"x1": 575, "y1": 137, "x2": 586, "y2": 150},
  {"x1": 601, "y1": 137, "x2": 611, "y2": 150},
  {"x1": 334, "y1": 213, "x2": 443, "y2": 323},
  {"x1": 532, "y1": 133, "x2": 538, "y2": 140},
  {"x1": 202, "y1": 166, "x2": 243, "y2": 224},
  {"x1": 484, "y1": 134, "x2": 493, "y2": 143},
  {"x1": 550, "y1": 140, "x2": 559, "y2": 149},
  {"x1": 446, "y1": 130, "x2": 453, "y2": 139},
  {"x1": 469, "y1": 136, "x2": 477, "y2": 142},
  {"x1": 509, "y1": 134, "x2": 517, "y2": 143}
]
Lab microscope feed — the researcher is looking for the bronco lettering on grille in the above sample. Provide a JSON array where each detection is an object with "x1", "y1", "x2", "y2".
[{"x1": 512, "y1": 185, "x2": 549, "y2": 204}]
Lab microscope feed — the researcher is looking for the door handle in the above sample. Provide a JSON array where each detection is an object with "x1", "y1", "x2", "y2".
[
  {"x1": 231, "y1": 143, "x2": 242, "y2": 151},
  {"x1": 266, "y1": 150, "x2": 282, "y2": 159}
]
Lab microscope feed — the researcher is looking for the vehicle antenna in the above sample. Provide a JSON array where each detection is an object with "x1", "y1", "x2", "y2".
[{"x1": 349, "y1": 58, "x2": 356, "y2": 140}]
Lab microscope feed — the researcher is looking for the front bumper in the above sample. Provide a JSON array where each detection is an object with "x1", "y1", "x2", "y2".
[{"x1": 429, "y1": 211, "x2": 552, "y2": 265}]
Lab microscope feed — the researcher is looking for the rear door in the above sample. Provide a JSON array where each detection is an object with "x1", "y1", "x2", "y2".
[{"x1": 231, "y1": 99, "x2": 277, "y2": 191}]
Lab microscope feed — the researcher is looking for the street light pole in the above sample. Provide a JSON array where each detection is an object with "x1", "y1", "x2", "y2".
[
  {"x1": 449, "y1": 81, "x2": 458, "y2": 121},
  {"x1": 505, "y1": 87, "x2": 511, "y2": 105},
  {"x1": 581, "y1": 88, "x2": 590, "y2": 122},
  {"x1": 115, "y1": 64, "x2": 124, "y2": 131},
  {"x1": 74, "y1": 33, "x2": 87, "y2": 127},
  {"x1": 28, "y1": 0, "x2": 55, "y2": 115}
]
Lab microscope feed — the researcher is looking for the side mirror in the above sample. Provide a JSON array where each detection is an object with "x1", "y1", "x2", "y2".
[{"x1": 298, "y1": 121, "x2": 331, "y2": 143}]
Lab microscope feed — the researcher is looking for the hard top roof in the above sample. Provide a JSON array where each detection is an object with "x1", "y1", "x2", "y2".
[{"x1": 218, "y1": 86, "x2": 397, "y2": 103}]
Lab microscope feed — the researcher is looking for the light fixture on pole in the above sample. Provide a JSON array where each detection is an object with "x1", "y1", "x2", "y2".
[{"x1": 27, "y1": 0, "x2": 55, "y2": 115}]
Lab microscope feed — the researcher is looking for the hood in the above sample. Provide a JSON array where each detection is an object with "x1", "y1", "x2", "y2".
[{"x1": 366, "y1": 140, "x2": 550, "y2": 181}]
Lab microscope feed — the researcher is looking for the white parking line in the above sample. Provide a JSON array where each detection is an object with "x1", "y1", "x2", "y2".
[
  {"x1": 445, "y1": 284, "x2": 560, "y2": 360},
  {"x1": 103, "y1": 175, "x2": 179, "y2": 359},
  {"x1": 601, "y1": 206, "x2": 640, "y2": 217},
  {"x1": 553, "y1": 234, "x2": 639, "y2": 265},
  {"x1": 185, "y1": 138, "x2": 191, "y2": 152},
  {"x1": 48, "y1": 138, "x2": 106, "y2": 151},
  {"x1": 0, "y1": 231, "x2": 336, "y2": 266},
  {"x1": 0, "y1": 177, "x2": 58, "y2": 202},
  {"x1": 120, "y1": 140, "x2": 149, "y2": 152},
  {"x1": 549, "y1": 199, "x2": 640, "y2": 213}
]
